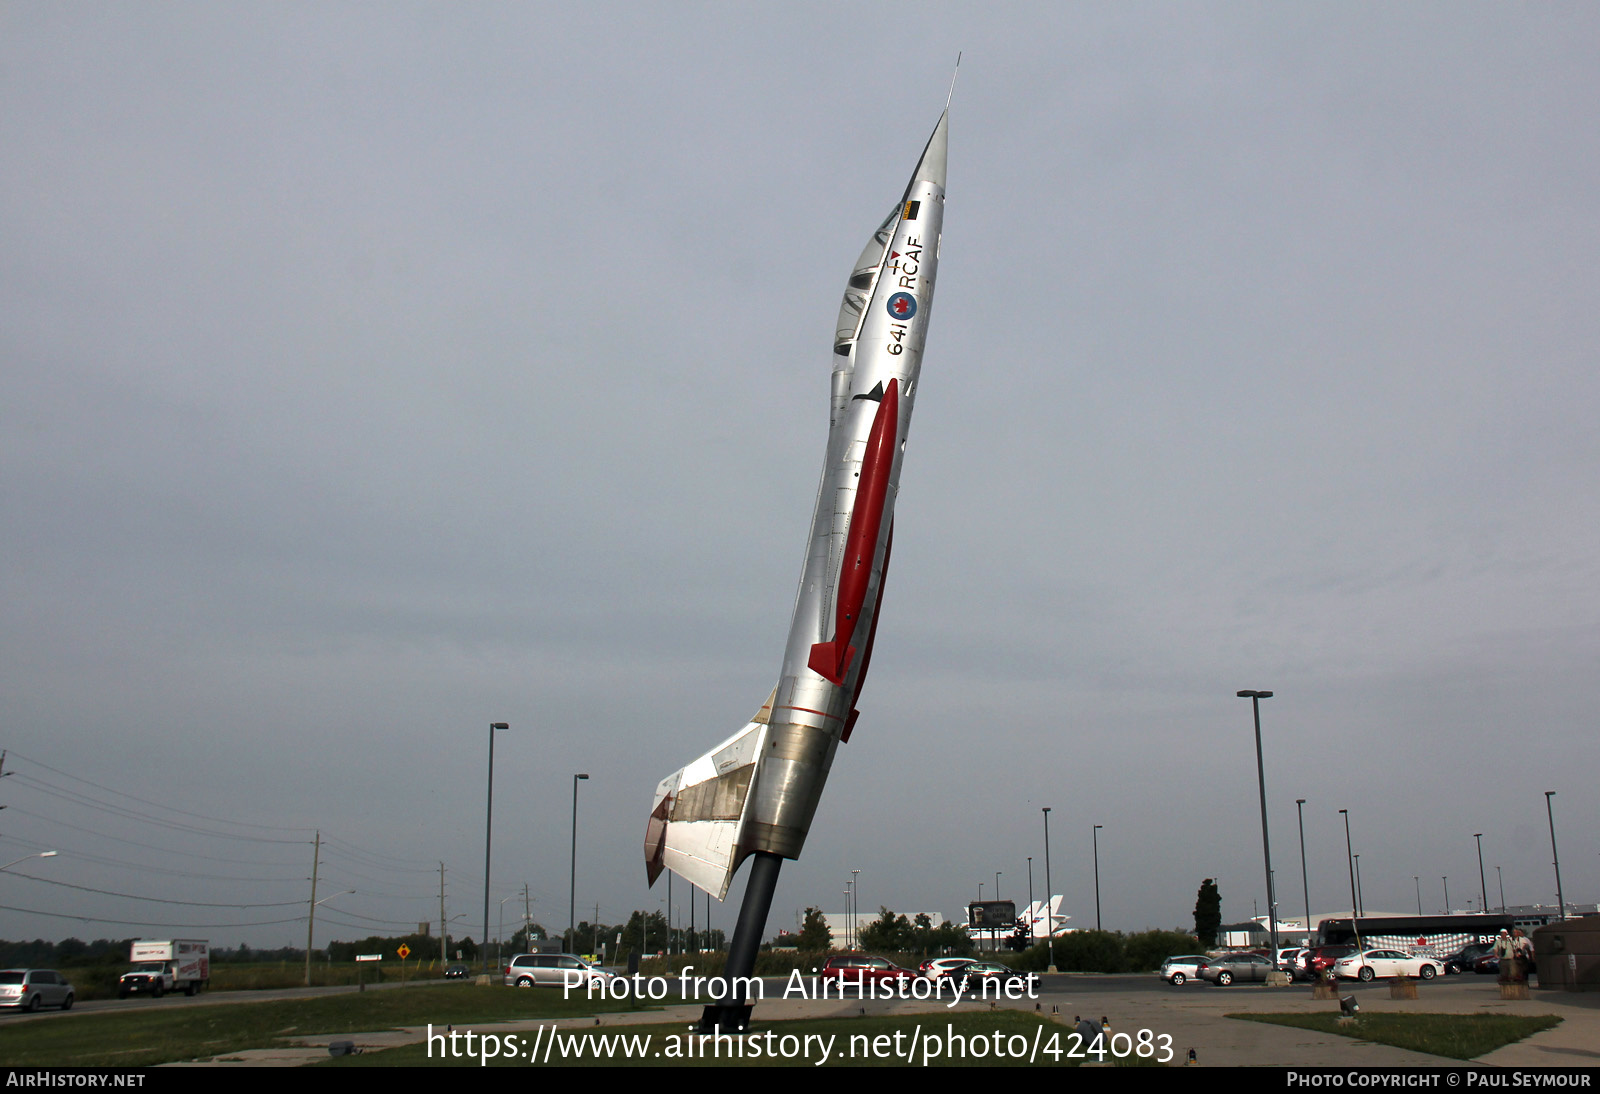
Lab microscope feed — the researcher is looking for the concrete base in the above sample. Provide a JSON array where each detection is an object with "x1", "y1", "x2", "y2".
[{"x1": 1266, "y1": 971, "x2": 1292, "y2": 987}]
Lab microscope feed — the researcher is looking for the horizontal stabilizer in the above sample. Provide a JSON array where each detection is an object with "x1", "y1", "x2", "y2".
[
  {"x1": 645, "y1": 711, "x2": 769, "y2": 900},
  {"x1": 807, "y1": 640, "x2": 856, "y2": 686}
]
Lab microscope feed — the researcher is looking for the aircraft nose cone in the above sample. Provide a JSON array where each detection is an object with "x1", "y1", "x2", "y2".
[{"x1": 912, "y1": 110, "x2": 947, "y2": 191}]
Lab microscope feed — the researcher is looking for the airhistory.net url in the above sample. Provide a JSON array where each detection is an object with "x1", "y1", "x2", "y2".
[{"x1": 427, "y1": 1022, "x2": 1167, "y2": 1065}]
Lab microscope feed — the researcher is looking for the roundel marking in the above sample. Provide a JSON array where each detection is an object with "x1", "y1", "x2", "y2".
[{"x1": 886, "y1": 292, "x2": 917, "y2": 320}]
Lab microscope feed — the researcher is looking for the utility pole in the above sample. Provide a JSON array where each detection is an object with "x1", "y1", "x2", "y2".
[{"x1": 304, "y1": 830, "x2": 321, "y2": 987}]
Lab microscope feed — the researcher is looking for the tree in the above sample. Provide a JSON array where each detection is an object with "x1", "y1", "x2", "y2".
[
  {"x1": 858, "y1": 907, "x2": 914, "y2": 952},
  {"x1": 797, "y1": 907, "x2": 832, "y2": 952},
  {"x1": 1194, "y1": 879, "x2": 1222, "y2": 947}
]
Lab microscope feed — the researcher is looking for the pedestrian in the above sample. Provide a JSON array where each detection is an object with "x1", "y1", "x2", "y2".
[{"x1": 1492, "y1": 929, "x2": 1515, "y2": 984}]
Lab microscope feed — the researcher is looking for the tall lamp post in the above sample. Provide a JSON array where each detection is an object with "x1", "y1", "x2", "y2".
[
  {"x1": 1042, "y1": 807, "x2": 1055, "y2": 972},
  {"x1": 484, "y1": 721, "x2": 508, "y2": 976},
  {"x1": 1339, "y1": 809, "x2": 1361, "y2": 951},
  {"x1": 569, "y1": 773, "x2": 589, "y2": 951},
  {"x1": 1295, "y1": 800, "x2": 1310, "y2": 945},
  {"x1": 1544, "y1": 791, "x2": 1565, "y2": 920},
  {"x1": 1442, "y1": 876, "x2": 1450, "y2": 914},
  {"x1": 1414, "y1": 876, "x2": 1422, "y2": 916},
  {"x1": 1354, "y1": 854, "x2": 1364, "y2": 916},
  {"x1": 1474, "y1": 834, "x2": 1489, "y2": 916},
  {"x1": 1237, "y1": 691, "x2": 1279, "y2": 966},
  {"x1": 1091, "y1": 826, "x2": 1103, "y2": 932}
]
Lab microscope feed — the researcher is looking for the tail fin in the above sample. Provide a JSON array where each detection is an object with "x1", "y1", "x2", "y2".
[{"x1": 644, "y1": 690, "x2": 774, "y2": 900}]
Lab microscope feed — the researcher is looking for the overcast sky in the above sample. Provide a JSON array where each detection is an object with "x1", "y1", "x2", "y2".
[{"x1": 2, "y1": 2, "x2": 1595, "y2": 952}]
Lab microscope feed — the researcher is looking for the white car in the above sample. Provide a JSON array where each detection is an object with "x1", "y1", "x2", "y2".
[
  {"x1": 1334, "y1": 949, "x2": 1442, "y2": 982},
  {"x1": 919, "y1": 958, "x2": 976, "y2": 980}
]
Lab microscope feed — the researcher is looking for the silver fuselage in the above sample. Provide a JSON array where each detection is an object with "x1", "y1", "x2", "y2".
[{"x1": 745, "y1": 128, "x2": 946, "y2": 860}]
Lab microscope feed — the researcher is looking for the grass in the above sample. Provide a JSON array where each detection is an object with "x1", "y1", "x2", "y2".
[
  {"x1": 319, "y1": 1011, "x2": 1159, "y2": 1067},
  {"x1": 0, "y1": 984, "x2": 658, "y2": 1067},
  {"x1": 1229, "y1": 1012, "x2": 1562, "y2": 1061}
]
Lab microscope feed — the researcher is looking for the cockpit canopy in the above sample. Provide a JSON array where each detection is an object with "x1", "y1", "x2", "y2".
[{"x1": 833, "y1": 206, "x2": 900, "y2": 356}]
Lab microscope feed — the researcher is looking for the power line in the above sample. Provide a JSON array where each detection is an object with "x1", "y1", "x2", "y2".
[
  {"x1": 4, "y1": 871, "x2": 309, "y2": 909},
  {"x1": 0, "y1": 749, "x2": 315, "y2": 834},
  {"x1": 0, "y1": 903, "x2": 307, "y2": 930}
]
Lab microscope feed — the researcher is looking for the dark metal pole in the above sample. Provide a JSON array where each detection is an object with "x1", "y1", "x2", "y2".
[
  {"x1": 1092, "y1": 825, "x2": 1102, "y2": 932},
  {"x1": 1295, "y1": 800, "x2": 1310, "y2": 944},
  {"x1": 1442, "y1": 876, "x2": 1449, "y2": 914},
  {"x1": 1414, "y1": 875, "x2": 1422, "y2": 916},
  {"x1": 569, "y1": 772, "x2": 588, "y2": 951},
  {"x1": 1339, "y1": 809, "x2": 1361, "y2": 951},
  {"x1": 1544, "y1": 791, "x2": 1565, "y2": 920},
  {"x1": 1355, "y1": 854, "x2": 1364, "y2": 916},
  {"x1": 1496, "y1": 866, "x2": 1505, "y2": 914},
  {"x1": 700, "y1": 851, "x2": 782, "y2": 1033},
  {"x1": 484, "y1": 722, "x2": 507, "y2": 975},
  {"x1": 1042, "y1": 807, "x2": 1055, "y2": 971},
  {"x1": 1238, "y1": 691, "x2": 1279, "y2": 964},
  {"x1": 1474, "y1": 833, "x2": 1488, "y2": 916}
]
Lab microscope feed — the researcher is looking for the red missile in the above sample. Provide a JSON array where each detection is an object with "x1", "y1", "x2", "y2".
[{"x1": 808, "y1": 378, "x2": 899, "y2": 686}]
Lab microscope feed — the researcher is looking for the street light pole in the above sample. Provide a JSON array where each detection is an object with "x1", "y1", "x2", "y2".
[
  {"x1": 1339, "y1": 809, "x2": 1361, "y2": 951},
  {"x1": 1295, "y1": 800, "x2": 1310, "y2": 945},
  {"x1": 569, "y1": 773, "x2": 589, "y2": 951},
  {"x1": 1092, "y1": 826, "x2": 1103, "y2": 932},
  {"x1": 1042, "y1": 807, "x2": 1055, "y2": 972},
  {"x1": 1544, "y1": 791, "x2": 1565, "y2": 920},
  {"x1": 1237, "y1": 691, "x2": 1279, "y2": 964},
  {"x1": 1474, "y1": 833, "x2": 1488, "y2": 916},
  {"x1": 1354, "y1": 854, "x2": 1363, "y2": 917},
  {"x1": 484, "y1": 722, "x2": 507, "y2": 976},
  {"x1": 1414, "y1": 875, "x2": 1422, "y2": 916}
]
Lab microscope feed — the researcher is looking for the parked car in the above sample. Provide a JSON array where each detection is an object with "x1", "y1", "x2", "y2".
[
  {"x1": 918, "y1": 957, "x2": 976, "y2": 980},
  {"x1": 1197, "y1": 951, "x2": 1275, "y2": 985},
  {"x1": 955, "y1": 961, "x2": 1037, "y2": 993},
  {"x1": 1470, "y1": 949, "x2": 1535, "y2": 976},
  {"x1": 0, "y1": 970, "x2": 74, "y2": 1012},
  {"x1": 502, "y1": 953, "x2": 615, "y2": 989},
  {"x1": 1333, "y1": 949, "x2": 1442, "y2": 981},
  {"x1": 820, "y1": 954, "x2": 917, "y2": 986},
  {"x1": 1442, "y1": 943, "x2": 1495, "y2": 975},
  {"x1": 1301, "y1": 945, "x2": 1357, "y2": 979},
  {"x1": 1158, "y1": 955, "x2": 1208, "y2": 985}
]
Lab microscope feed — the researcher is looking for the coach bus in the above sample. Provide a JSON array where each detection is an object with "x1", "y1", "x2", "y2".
[{"x1": 1315, "y1": 913, "x2": 1557, "y2": 960}]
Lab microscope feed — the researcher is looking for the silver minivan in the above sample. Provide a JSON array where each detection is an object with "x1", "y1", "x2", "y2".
[
  {"x1": 502, "y1": 953, "x2": 614, "y2": 989},
  {"x1": 0, "y1": 969, "x2": 75, "y2": 1011}
]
